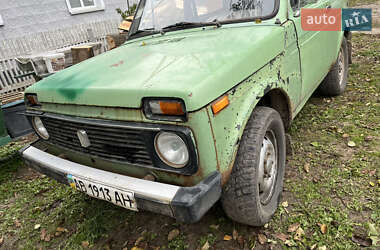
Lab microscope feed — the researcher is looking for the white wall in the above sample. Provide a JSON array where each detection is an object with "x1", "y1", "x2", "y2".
[{"x1": 0, "y1": 0, "x2": 139, "y2": 41}]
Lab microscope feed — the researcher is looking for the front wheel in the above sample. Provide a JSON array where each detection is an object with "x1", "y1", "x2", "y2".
[{"x1": 221, "y1": 106, "x2": 286, "y2": 226}]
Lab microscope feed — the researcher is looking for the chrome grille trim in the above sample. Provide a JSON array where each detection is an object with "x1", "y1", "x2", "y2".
[{"x1": 41, "y1": 116, "x2": 154, "y2": 166}]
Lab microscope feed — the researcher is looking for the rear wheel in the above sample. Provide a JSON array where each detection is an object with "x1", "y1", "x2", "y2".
[
  {"x1": 318, "y1": 38, "x2": 349, "y2": 96},
  {"x1": 221, "y1": 106, "x2": 286, "y2": 226}
]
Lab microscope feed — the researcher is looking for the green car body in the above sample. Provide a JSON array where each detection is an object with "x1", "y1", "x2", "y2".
[{"x1": 22, "y1": 0, "x2": 350, "y2": 223}]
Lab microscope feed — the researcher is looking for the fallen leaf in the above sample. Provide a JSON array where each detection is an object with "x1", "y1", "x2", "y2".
[
  {"x1": 369, "y1": 182, "x2": 375, "y2": 187},
  {"x1": 318, "y1": 246, "x2": 327, "y2": 250},
  {"x1": 369, "y1": 170, "x2": 376, "y2": 176},
  {"x1": 369, "y1": 235, "x2": 379, "y2": 246},
  {"x1": 304, "y1": 163, "x2": 310, "y2": 173},
  {"x1": 288, "y1": 223, "x2": 300, "y2": 233},
  {"x1": 368, "y1": 223, "x2": 379, "y2": 236},
  {"x1": 135, "y1": 236, "x2": 144, "y2": 246},
  {"x1": 44, "y1": 234, "x2": 51, "y2": 242},
  {"x1": 201, "y1": 241, "x2": 210, "y2": 250},
  {"x1": 168, "y1": 229, "x2": 180, "y2": 241},
  {"x1": 209, "y1": 224, "x2": 219, "y2": 230},
  {"x1": 223, "y1": 235, "x2": 232, "y2": 241},
  {"x1": 368, "y1": 223, "x2": 379, "y2": 245},
  {"x1": 55, "y1": 231, "x2": 62, "y2": 237},
  {"x1": 310, "y1": 243, "x2": 317, "y2": 249},
  {"x1": 82, "y1": 241, "x2": 90, "y2": 248},
  {"x1": 284, "y1": 240, "x2": 295, "y2": 246},
  {"x1": 131, "y1": 247, "x2": 144, "y2": 250},
  {"x1": 34, "y1": 224, "x2": 41, "y2": 230},
  {"x1": 365, "y1": 136, "x2": 373, "y2": 141},
  {"x1": 342, "y1": 133, "x2": 349, "y2": 138},
  {"x1": 273, "y1": 233, "x2": 288, "y2": 242},
  {"x1": 282, "y1": 201, "x2": 289, "y2": 208},
  {"x1": 311, "y1": 142, "x2": 319, "y2": 147},
  {"x1": 347, "y1": 141, "x2": 356, "y2": 147},
  {"x1": 233, "y1": 229, "x2": 238, "y2": 240},
  {"x1": 258, "y1": 234, "x2": 267, "y2": 244},
  {"x1": 14, "y1": 220, "x2": 21, "y2": 228},
  {"x1": 56, "y1": 227, "x2": 66, "y2": 232},
  {"x1": 337, "y1": 128, "x2": 343, "y2": 133},
  {"x1": 352, "y1": 235, "x2": 371, "y2": 247},
  {"x1": 320, "y1": 224, "x2": 327, "y2": 234},
  {"x1": 0, "y1": 236, "x2": 3, "y2": 246},
  {"x1": 40, "y1": 229, "x2": 47, "y2": 241},
  {"x1": 294, "y1": 227, "x2": 304, "y2": 241}
]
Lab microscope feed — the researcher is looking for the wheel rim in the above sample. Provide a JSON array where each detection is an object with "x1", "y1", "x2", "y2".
[
  {"x1": 337, "y1": 48, "x2": 345, "y2": 86},
  {"x1": 258, "y1": 130, "x2": 278, "y2": 205}
]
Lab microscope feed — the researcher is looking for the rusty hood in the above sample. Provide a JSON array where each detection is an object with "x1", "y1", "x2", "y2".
[{"x1": 26, "y1": 25, "x2": 285, "y2": 112}]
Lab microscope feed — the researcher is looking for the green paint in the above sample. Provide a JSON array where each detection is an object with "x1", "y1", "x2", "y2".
[{"x1": 26, "y1": 0, "x2": 347, "y2": 186}]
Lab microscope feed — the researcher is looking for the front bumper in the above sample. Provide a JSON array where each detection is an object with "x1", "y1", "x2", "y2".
[{"x1": 20, "y1": 146, "x2": 221, "y2": 223}]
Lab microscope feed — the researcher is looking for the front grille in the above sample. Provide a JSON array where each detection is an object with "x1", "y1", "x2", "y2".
[{"x1": 42, "y1": 117, "x2": 153, "y2": 167}]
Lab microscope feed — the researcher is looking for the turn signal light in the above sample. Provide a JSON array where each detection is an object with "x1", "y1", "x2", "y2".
[
  {"x1": 144, "y1": 98, "x2": 187, "y2": 121},
  {"x1": 159, "y1": 101, "x2": 185, "y2": 115},
  {"x1": 25, "y1": 94, "x2": 40, "y2": 107},
  {"x1": 211, "y1": 95, "x2": 229, "y2": 114}
]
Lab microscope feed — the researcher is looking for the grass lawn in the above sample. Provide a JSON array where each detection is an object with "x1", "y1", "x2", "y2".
[{"x1": 0, "y1": 33, "x2": 379, "y2": 250}]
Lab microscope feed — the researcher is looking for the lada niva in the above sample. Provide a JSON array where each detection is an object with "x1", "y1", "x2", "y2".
[{"x1": 21, "y1": 0, "x2": 350, "y2": 225}]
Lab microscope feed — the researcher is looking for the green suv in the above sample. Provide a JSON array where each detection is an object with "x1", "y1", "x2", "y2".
[{"x1": 21, "y1": 0, "x2": 351, "y2": 226}]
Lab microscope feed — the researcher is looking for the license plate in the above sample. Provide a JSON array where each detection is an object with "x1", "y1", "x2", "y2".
[{"x1": 67, "y1": 174, "x2": 138, "y2": 211}]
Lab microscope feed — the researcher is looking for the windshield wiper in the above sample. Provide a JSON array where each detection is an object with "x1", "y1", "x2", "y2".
[
  {"x1": 132, "y1": 29, "x2": 160, "y2": 35},
  {"x1": 161, "y1": 21, "x2": 221, "y2": 31}
]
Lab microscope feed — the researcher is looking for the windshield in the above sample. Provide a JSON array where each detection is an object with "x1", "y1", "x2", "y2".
[{"x1": 133, "y1": 0, "x2": 277, "y2": 31}]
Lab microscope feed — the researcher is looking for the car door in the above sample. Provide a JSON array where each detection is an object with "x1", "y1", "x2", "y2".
[{"x1": 289, "y1": 0, "x2": 340, "y2": 101}]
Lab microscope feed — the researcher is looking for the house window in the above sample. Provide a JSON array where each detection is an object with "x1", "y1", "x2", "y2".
[
  {"x1": 66, "y1": 0, "x2": 105, "y2": 15},
  {"x1": 0, "y1": 14, "x2": 4, "y2": 26}
]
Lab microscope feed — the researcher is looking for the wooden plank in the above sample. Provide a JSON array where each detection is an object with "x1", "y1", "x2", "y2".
[{"x1": 71, "y1": 43, "x2": 101, "y2": 65}]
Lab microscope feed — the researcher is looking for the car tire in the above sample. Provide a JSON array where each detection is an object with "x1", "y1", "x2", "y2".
[
  {"x1": 318, "y1": 37, "x2": 349, "y2": 96},
  {"x1": 221, "y1": 106, "x2": 286, "y2": 226}
]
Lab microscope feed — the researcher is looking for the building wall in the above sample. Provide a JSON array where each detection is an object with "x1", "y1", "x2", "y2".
[
  {"x1": 0, "y1": 0, "x2": 139, "y2": 94},
  {"x1": 0, "y1": 0, "x2": 139, "y2": 41}
]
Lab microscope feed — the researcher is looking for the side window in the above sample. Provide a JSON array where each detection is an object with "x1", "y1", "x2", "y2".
[
  {"x1": 0, "y1": 14, "x2": 3, "y2": 26},
  {"x1": 66, "y1": 0, "x2": 105, "y2": 15},
  {"x1": 300, "y1": 0, "x2": 319, "y2": 7},
  {"x1": 290, "y1": 0, "x2": 319, "y2": 12}
]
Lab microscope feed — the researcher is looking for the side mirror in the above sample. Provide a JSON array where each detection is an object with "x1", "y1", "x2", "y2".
[
  {"x1": 294, "y1": 9, "x2": 301, "y2": 17},
  {"x1": 290, "y1": 0, "x2": 301, "y2": 18}
]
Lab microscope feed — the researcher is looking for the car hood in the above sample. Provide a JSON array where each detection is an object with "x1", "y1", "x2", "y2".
[{"x1": 27, "y1": 25, "x2": 285, "y2": 112}]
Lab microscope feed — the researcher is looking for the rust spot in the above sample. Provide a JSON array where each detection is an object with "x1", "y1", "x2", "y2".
[
  {"x1": 206, "y1": 108, "x2": 220, "y2": 171},
  {"x1": 111, "y1": 60, "x2": 124, "y2": 67},
  {"x1": 162, "y1": 166, "x2": 204, "y2": 187},
  {"x1": 221, "y1": 167, "x2": 233, "y2": 186}
]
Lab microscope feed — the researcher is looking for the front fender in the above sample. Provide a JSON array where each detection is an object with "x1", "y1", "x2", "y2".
[{"x1": 206, "y1": 53, "x2": 291, "y2": 185}]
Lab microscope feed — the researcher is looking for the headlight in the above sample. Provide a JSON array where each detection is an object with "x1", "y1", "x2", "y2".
[
  {"x1": 32, "y1": 117, "x2": 49, "y2": 139},
  {"x1": 154, "y1": 132, "x2": 189, "y2": 168}
]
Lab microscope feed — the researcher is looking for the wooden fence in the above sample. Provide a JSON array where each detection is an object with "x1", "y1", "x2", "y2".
[{"x1": 0, "y1": 19, "x2": 119, "y2": 96}]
